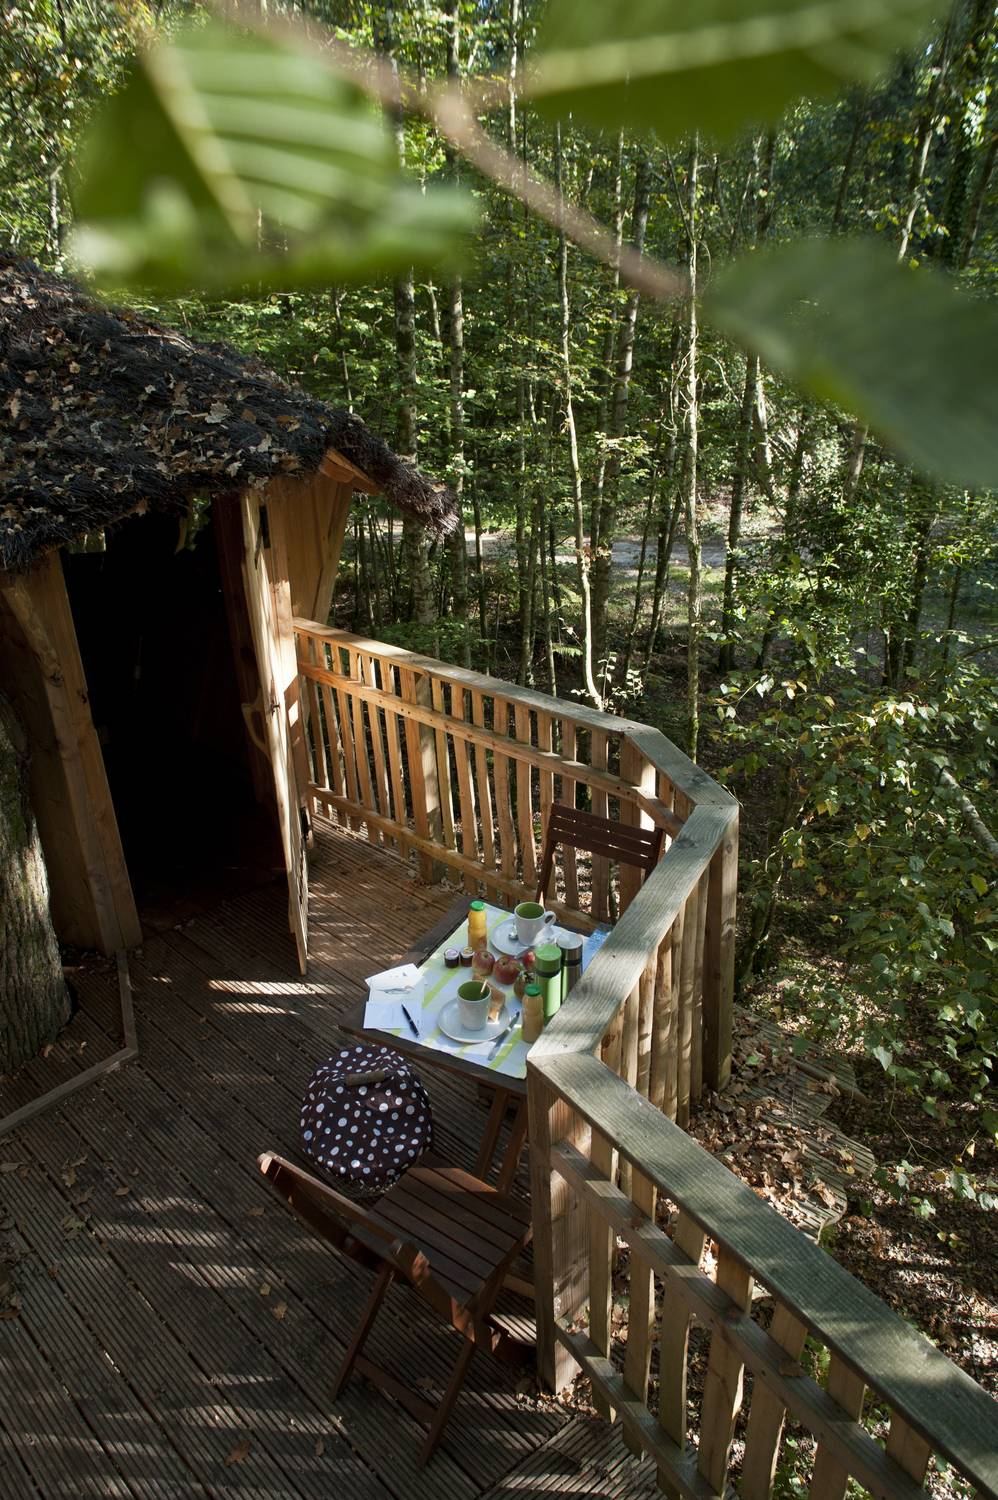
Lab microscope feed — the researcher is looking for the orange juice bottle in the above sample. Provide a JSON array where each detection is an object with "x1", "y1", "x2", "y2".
[{"x1": 468, "y1": 899, "x2": 488, "y2": 952}]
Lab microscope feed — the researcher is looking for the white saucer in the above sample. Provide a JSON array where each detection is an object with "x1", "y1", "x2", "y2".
[
  {"x1": 491, "y1": 917, "x2": 554, "y2": 956},
  {"x1": 437, "y1": 998, "x2": 517, "y2": 1046}
]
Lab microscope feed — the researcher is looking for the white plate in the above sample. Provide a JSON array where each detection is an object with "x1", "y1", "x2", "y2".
[
  {"x1": 436, "y1": 998, "x2": 518, "y2": 1046},
  {"x1": 491, "y1": 917, "x2": 553, "y2": 956}
]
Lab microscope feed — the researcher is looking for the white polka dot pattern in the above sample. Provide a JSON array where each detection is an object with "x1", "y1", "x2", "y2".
[{"x1": 300, "y1": 1044, "x2": 433, "y2": 1190}]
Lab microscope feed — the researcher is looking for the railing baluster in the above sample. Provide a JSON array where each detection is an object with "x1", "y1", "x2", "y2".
[
  {"x1": 691, "y1": 868, "x2": 709, "y2": 1106},
  {"x1": 739, "y1": 1302, "x2": 809, "y2": 1500},
  {"x1": 590, "y1": 728, "x2": 611, "y2": 922},
  {"x1": 649, "y1": 925, "x2": 675, "y2": 1115},
  {"x1": 332, "y1": 651, "x2": 362, "y2": 832},
  {"x1": 514, "y1": 703, "x2": 538, "y2": 890},
  {"x1": 703, "y1": 806, "x2": 739, "y2": 1093},
  {"x1": 492, "y1": 695, "x2": 518, "y2": 884},
  {"x1": 657, "y1": 1210, "x2": 707, "y2": 1489},
  {"x1": 347, "y1": 649, "x2": 378, "y2": 844},
  {"x1": 429, "y1": 676, "x2": 457, "y2": 869},
  {"x1": 697, "y1": 1245, "x2": 755, "y2": 1493},
  {"x1": 361, "y1": 651, "x2": 392, "y2": 840},
  {"x1": 621, "y1": 1165, "x2": 657, "y2": 1456},
  {"x1": 398, "y1": 666, "x2": 441, "y2": 883},
  {"x1": 885, "y1": 1415, "x2": 933, "y2": 1486},
  {"x1": 676, "y1": 877, "x2": 701, "y2": 1129},
  {"x1": 450, "y1": 685, "x2": 481, "y2": 894},
  {"x1": 588, "y1": 1126, "x2": 617, "y2": 1421},
  {"x1": 560, "y1": 720, "x2": 580, "y2": 907},
  {"x1": 380, "y1": 662, "x2": 408, "y2": 832},
  {"x1": 808, "y1": 1357, "x2": 867, "y2": 1500},
  {"x1": 470, "y1": 690, "x2": 498, "y2": 899},
  {"x1": 537, "y1": 710, "x2": 555, "y2": 891}
]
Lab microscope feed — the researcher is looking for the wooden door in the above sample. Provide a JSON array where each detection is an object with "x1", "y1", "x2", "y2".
[{"x1": 239, "y1": 493, "x2": 309, "y2": 974}]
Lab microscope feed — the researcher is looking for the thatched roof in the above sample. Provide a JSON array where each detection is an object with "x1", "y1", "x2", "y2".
[{"x1": 0, "y1": 256, "x2": 457, "y2": 572}]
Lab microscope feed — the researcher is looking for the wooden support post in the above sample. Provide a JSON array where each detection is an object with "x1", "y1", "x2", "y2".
[
  {"x1": 703, "y1": 807, "x2": 738, "y2": 1093},
  {"x1": 527, "y1": 1066, "x2": 588, "y2": 1393}
]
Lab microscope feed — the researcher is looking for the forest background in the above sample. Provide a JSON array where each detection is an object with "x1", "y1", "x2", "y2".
[{"x1": 3, "y1": 0, "x2": 997, "y2": 1386}]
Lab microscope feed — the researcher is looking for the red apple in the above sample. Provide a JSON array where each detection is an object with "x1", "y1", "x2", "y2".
[
  {"x1": 521, "y1": 948, "x2": 536, "y2": 969},
  {"x1": 472, "y1": 949, "x2": 495, "y2": 977},
  {"x1": 494, "y1": 955, "x2": 521, "y2": 986}
]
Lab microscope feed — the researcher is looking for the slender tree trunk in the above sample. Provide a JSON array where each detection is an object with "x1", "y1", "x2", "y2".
[
  {"x1": 1, "y1": 694, "x2": 71, "y2": 1075},
  {"x1": 443, "y1": 0, "x2": 470, "y2": 663},
  {"x1": 589, "y1": 131, "x2": 625, "y2": 558},
  {"x1": 554, "y1": 123, "x2": 602, "y2": 707},
  {"x1": 683, "y1": 139, "x2": 702, "y2": 760},
  {"x1": 382, "y1": 3, "x2": 433, "y2": 628},
  {"x1": 591, "y1": 150, "x2": 652, "y2": 667},
  {"x1": 719, "y1": 354, "x2": 757, "y2": 673}
]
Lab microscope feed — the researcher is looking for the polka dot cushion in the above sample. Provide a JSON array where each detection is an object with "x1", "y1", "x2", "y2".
[{"x1": 300, "y1": 1044, "x2": 433, "y2": 1191}]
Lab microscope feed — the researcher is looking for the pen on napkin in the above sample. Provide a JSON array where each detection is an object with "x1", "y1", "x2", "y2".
[{"x1": 401, "y1": 1003, "x2": 420, "y2": 1038}]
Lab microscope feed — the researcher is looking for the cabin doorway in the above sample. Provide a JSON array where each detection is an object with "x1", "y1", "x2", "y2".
[{"x1": 63, "y1": 508, "x2": 283, "y2": 928}]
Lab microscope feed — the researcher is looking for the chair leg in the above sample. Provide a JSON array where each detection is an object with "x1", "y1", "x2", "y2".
[
  {"x1": 474, "y1": 1088, "x2": 509, "y2": 1180},
  {"x1": 418, "y1": 1336, "x2": 477, "y2": 1466},
  {"x1": 331, "y1": 1264, "x2": 394, "y2": 1401}
]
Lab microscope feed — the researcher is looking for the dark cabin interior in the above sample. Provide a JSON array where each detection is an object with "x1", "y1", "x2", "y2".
[{"x1": 63, "y1": 509, "x2": 282, "y2": 925}]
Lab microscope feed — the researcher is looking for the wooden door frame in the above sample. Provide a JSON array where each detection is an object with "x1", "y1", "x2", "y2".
[{"x1": 0, "y1": 551, "x2": 141, "y2": 955}]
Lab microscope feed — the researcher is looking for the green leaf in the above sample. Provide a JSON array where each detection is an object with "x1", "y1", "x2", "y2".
[
  {"x1": 871, "y1": 1043, "x2": 893, "y2": 1071},
  {"x1": 707, "y1": 240, "x2": 998, "y2": 490},
  {"x1": 527, "y1": 0, "x2": 935, "y2": 139},
  {"x1": 70, "y1": 18, "x2": 475, "y2": 292}
]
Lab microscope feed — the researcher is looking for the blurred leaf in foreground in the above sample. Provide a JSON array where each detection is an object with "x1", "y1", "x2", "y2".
[
  {"x1": 528, "y1": 0, "x2": 935, "y2": 140},
  {"x1": 707, "y1": 239, "x2": 998, "y2": 490},
  {"x1": 71, "y1": 18, "x2": 475, "y2": 292}
]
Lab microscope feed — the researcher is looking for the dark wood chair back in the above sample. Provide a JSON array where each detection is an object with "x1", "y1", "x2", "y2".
[{"x1": 535, "y1": 802, "x2": 664, "y2": 904}]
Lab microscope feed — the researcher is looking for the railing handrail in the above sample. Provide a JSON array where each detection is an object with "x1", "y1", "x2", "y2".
[
  {"x1": 532, "y1": 1050, "x2": 998, "y2": 1497},
  {"x1": 293, "y1": 619, "x2": 736, "y2": 812}
]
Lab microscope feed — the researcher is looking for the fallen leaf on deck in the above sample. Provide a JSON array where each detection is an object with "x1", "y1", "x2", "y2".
[
  {"x1": 273, "y1": 1301, "x2": 287, "y2": 1321},
  {"x1": 259, "y1": 1282, "x2": 271, "y2": 1297},
  {"x1": 225, "y1": 1440, "x2": 252, "y2": 1466},
  {"x1": 314, "y1": 1438, "x2": 325, "y2": 1458},
  {"x1": 247, "y1": 1206, "x2": 264, "y2": 1218},
  {"x1": 0, "y1": 1163, "x2": 27, "y2": 1174},
  {"x1": 114, "y1": 1186, "x2": 130, "y2": 1197}
]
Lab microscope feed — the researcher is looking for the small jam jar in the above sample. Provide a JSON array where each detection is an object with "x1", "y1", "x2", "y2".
[
  {"x1": 443, "y1": 947, "x2": 461, "y2": 969},
  {"x1": 459, "y1": 947, "x2": 475, "y2": 967}
]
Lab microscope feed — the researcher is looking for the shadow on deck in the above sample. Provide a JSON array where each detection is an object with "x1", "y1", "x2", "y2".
[{"x1": 0, "y1": 821, "x2": 655, "y2": 1500}]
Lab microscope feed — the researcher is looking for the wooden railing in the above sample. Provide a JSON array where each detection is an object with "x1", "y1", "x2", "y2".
[
  {"x1": 293, "y1": 620, "x2": 738, "y2": 1114},
  {"x1": 292, "y1": 620, "x2": 998, "y2": 1500}
]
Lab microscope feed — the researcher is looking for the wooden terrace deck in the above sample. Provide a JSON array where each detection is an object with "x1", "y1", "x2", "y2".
[{"x1": 0, "y1": 820, "x2": 655, "y2": 1500}]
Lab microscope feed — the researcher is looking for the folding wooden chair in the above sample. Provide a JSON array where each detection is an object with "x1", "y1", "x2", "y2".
[
  {"x1": 536, "y1": 801, "x2": 664, "y2": 903},
  {"x1": 258, "y1": 1151, "x2": 532, "y2": 1464}
]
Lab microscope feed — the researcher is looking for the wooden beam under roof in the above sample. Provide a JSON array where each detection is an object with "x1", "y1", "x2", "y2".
[{"x1": 320, "y1": 446, "x2": 380, "y2": 494}]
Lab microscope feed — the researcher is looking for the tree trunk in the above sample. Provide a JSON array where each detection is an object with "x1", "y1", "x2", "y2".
[
  {"x1": 719, "y1": 353, "x2": 758, "y2": 674},
  {"x1": 1, "y1": 694, "x2": 70, "y2": 1075},
  {"x1": 682, "y1": 138, "x2": 702, "y2": 761},
  {"x1": 555, "y1": 122, "x2": 602, "y2": 708},
  {"x1": 591, "y1": 149, "x2": 652, "y2": 666},
  {"x1": 443, "y1": 0, "x2": 470, "y2": 663}
]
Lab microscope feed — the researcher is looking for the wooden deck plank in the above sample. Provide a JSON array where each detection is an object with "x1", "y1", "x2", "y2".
[
  {"x1": 1, "y1": 1223, "x2": 201, "y2": 1500},
  {"x1": 8, "y1": 979, "x2": 540, "y2": 1496},
  {"x1": 0, "y1": 823, "x2": 571, "y2": 1499}
]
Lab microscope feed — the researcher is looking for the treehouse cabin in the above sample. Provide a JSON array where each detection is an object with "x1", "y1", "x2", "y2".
[
  {"x1": 0, "y1": 256, "x2": 456, "y2": 971},
  {"x1": 3, "y1": 258, "x2": 996, "y2": 1500}
]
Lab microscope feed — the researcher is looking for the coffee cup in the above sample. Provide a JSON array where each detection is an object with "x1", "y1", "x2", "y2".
[
  {"x1": 457, "y1": 980, "x2": 491, "y2": 1031},
  {"x1": 514, "y1": 900, "x2": 557, "y2": 945}
]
